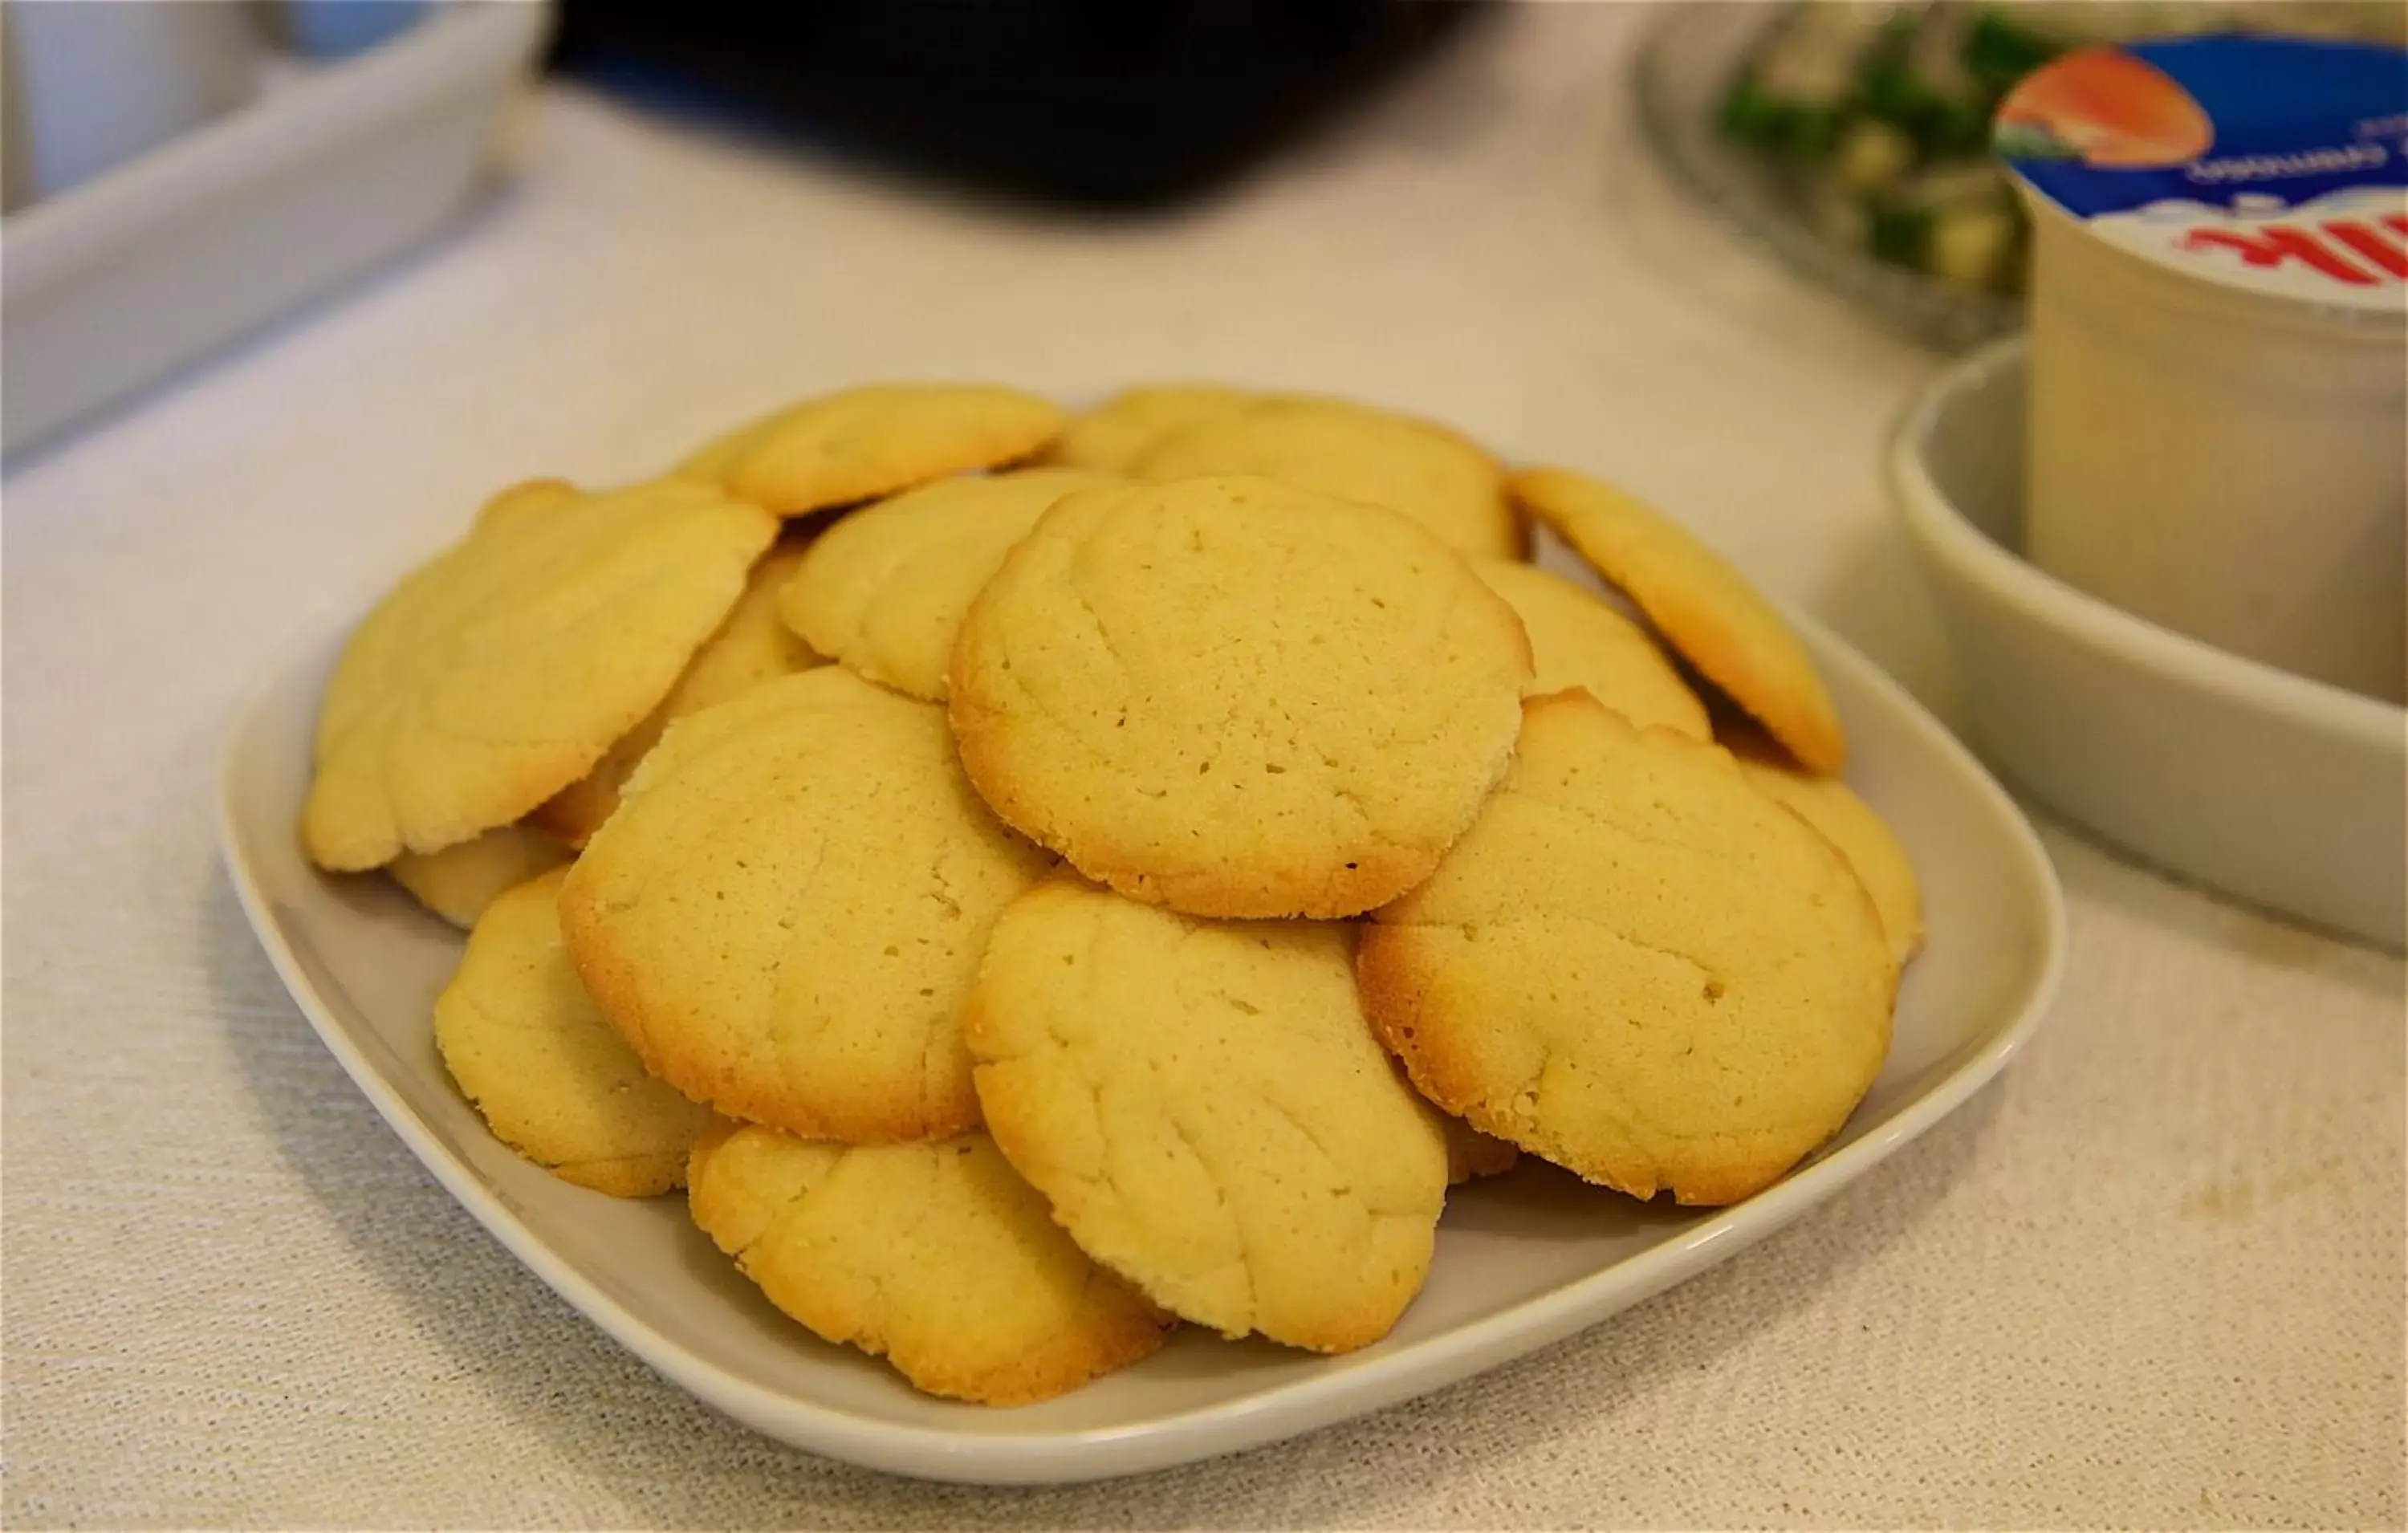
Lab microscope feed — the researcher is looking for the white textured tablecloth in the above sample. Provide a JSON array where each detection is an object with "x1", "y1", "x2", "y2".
[{"x1": 6, "y1": 7, "x2": 2402, "y2": 1527}]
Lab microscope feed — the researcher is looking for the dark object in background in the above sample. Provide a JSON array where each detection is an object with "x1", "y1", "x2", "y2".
[{"x1": 551, "y1": 0, "x2": 1483, "y2": 209}]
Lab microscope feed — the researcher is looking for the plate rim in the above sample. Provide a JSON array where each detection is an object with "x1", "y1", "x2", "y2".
[{"x1": 215, "y1": 604, "x2": 2067, "y2": 1486}]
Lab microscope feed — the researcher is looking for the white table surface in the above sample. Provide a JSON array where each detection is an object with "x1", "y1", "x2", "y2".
[{"x1": 5, "y1": 6, "x2": 2400, "y2": 1527}]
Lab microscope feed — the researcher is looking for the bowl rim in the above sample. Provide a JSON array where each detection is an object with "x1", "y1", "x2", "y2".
[{"x1": 1886, "y1": 335, "x2": 2406, "y2": 752}]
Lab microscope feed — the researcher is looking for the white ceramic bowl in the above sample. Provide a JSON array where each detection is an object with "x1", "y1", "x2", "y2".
[
  {"x1": 2, "y1": 0, "x2": 258, "y2": 203},
  {"x1": 0, "y1": 1, "x2": 550, "y2": 456},
  {"x1": 1889, "y1": 338, "x2": 2406, "y2": 949}
]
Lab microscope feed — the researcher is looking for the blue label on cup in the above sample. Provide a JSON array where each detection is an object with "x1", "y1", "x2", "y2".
[{"x1": 1997, "y1": 35, "x2": 2408, "y2": 307}]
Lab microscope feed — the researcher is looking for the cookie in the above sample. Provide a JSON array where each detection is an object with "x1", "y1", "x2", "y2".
[
  {"x1": 1359, "y1": 691, "x2": 1893, "y2": 1206},
  {"x1": 1441, "y1": 1116, "x2": 1521, "y2": 1183},
  {"x1": 474, "y1": 476, "x2": 579, "y2": 527},
  {"x1": 559, "y1": 667, "x2": 1054, "y2": 1143},
  {"x1": 1472, "y1": 559, "x2": 1710, "y2": 740},
  {"x1": 388, "y1": 823, "x2": 569, "y2": 929},
  {"x1": 776, "y1": 469, "x2": 1113, "y2": 701},
  {"x1": 1727, "y1": 728, "x2": 1926, "y2": 966},
  {"x1": 1133, "y1": 397, "x2": 1523, "y2": 559},
  {"x1": 1045, "y1": 384, "x2": 1259, "y2": 472},
  {"x1": 303, "y1": 478, "x2": 778, "y2": 871},
  {"x1": 1511, "y1": 467, "x2": 1847, "y2": 773},
  {"x1": 433, "y1": 869, "x2": 712, "y2": 1197},
  {"x1": 949, "y1": 475, "x2": 1532, "y2": 919},
  {"x1": 966, "y1": 878, "x2": 1449, "y2": 1352},
  {"x1": 686, "y1": 1120, "x2": 1172, "y2": 1405},
  {"x1": 675, "y1": 384, "x2": 1064, "y2": 517},
  {"x1": 532, "y1": 540, "x2": 821, "y2": 845}
]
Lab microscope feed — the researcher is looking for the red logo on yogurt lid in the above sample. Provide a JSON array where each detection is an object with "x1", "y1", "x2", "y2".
[{"x1": 2179, "y1": 213, "x2": 2408, "y2": 287}]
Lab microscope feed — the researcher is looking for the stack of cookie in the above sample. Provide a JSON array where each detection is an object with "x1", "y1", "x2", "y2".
[{"x1": 302, "y1": 381, "x2": 1922, "y2": 1405}]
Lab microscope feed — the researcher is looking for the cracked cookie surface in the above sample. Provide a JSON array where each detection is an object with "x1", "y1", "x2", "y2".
[
  {"x1": 303, "y1": 478, "x2": 778, "y2": 871},
  {"x1": 675, "y1": 383, "x2": 1064, "y2": 517},
  {"x1": 1131, "y1": 396, "x2": 1523, "y2": 558},
  {"x1": 433, "y1": 868, "x2": 711, "y2": 1197},
  {"x1": 1472, "y1": 558, "x2": 1710, "y2": 740},
  {"x1": 1511, "y1": 466, "x2": 1846, "y2": 773},
  {"x1": 534, "y1": 540, "x2": 822, "y2": 844},
  {"x1": 559, "y1": 667, "x2": 1054, "y2": 1143},
  {"x1": 948, "y1": 475, "x2": 1532, "y2": 920},
  {"x1": 1046, "y1": 384, "x2": 1261, "y2": 473},
  {"x1": 1727, "y1": 728, "x2": 1926, "y2": 967},
  {"x1": 966, "y1": 877, "x2": 1450, "y2": 1352},
  {"x1": 1359, "y1": 691, "x2": 1893, "y2": 1206},
  {"x1": 686, "y1": 1120, "x2": 1172, "y2": 1405},
  {"x1": 778, "y1": 468, "x2": 1114, "y2": 701}
]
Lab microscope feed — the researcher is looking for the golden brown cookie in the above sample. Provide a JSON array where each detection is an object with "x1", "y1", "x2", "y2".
[
  {"x1": 1511, "y1": 466, "x2": 1846, "y2": 772},
  {"x1": 687, "y1": 1120, "x2": 1173, "y2": 1405},
  {"x1": 1360, "y1": 691, "x2": 1894, "y2": 1206},
  {"x1": 1441, "y1": 1116, "x2": 1521, "y2": 1183},
  {"x1": 966, "y1": 878, "x2": 1450, "y2": 1352},
  {"x1": 1045, "y1": 384, "x2": 1260, "y2": 472},
  {"x1": 675, "y1": 384, "x2": 1064, "y2": 517},
  {"x1": 531, "y1": 540, "x2": 822, "y2": 845},
  {"x1": 303, "y1": 478, "x2": 778, "y2": 871},
  {"x1": 473, "y1": 477, "x2": 580, "y2": 528},
  {"x1": 1133, "y1": 396, "x2": 1523, "y2": 559},
  {"x1": 388, "y1": 823, "x2": 570, "y2": 929},
  {"x1": 559, "y1": 667, "x2": 1054, "y2": 1143},
  {"x1": 949, "y1": 475, "x2": 1532, "y2": 919},
  {"x1": 776, "y1": 468, "x2": 1113, "y2": 701},
  {"x1": 434, "y1": 870, "x2": 711, "y2": 1197},
  {"x1": 1473, "y1": 558, "x2": 1710, "y2": 739},
  {"x1": 1727, "y1": 728, "x2": 1926, "y2": 966}
]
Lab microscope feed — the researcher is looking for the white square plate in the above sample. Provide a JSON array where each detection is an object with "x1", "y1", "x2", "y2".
[{"x1": 218, "y1": 571, "x2": 2064, "y2": 1486}]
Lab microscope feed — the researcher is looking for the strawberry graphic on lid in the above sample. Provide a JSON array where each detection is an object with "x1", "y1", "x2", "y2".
[
  {"x1": 1996, "y1": 46, "x2": 2214, "y2": 169},
  {"x1": 1995, "y1": 33, "x2": 2406, "y2": 308}
]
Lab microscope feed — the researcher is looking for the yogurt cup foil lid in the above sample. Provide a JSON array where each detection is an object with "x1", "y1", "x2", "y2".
[{"x1": 1997, "y1": 35, "x2": 2408, "y2": 311}]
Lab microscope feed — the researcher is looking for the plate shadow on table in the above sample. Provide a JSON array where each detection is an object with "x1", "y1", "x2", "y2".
[
  {"x1": 201, "y1": 864, "x2": 2001, "y2": 1523},
  {"x1": 195, "y1": 871, "x2": 755, "y2": 1410}
]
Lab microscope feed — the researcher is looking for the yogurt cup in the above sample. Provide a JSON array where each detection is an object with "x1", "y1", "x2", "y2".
[{"x1": 1998, "y1": 35, "x2": 2407, "y2": 705}]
